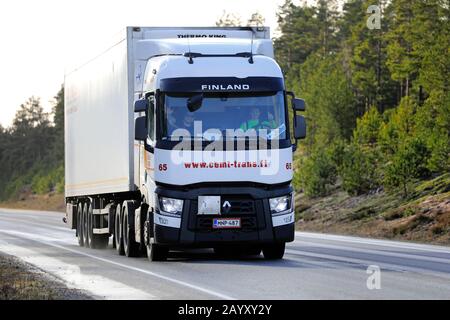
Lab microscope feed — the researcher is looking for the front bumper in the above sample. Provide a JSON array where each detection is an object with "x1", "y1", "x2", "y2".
[{"x1": 152, "y1": 184, "x2": 295, "y2": 247}]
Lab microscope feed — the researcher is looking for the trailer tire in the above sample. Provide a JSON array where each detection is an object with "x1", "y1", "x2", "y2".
[
  {"x1": 262, "y1": 243, "x2": 285, "y2": 260},
  {"x1": 76, "y1": 203, "x2": 84, "y2": 247},
  {"x1": 122, "y1": 201, "x2": 140, "y2": 257},
  {"x1": 82, "y1": 202, "x2": 90, "y2": 248},
  {"x1": 114, "y1": 204, "x2": 125, "y2": 255}
]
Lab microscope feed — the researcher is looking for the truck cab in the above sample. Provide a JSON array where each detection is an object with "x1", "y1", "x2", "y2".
[{"x1": 133, "y1": 28, "x2": 306, "y2": 260}]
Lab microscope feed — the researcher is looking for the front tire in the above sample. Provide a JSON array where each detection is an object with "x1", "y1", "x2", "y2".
[
  {"x1": 146, "y1": 241, "x2": 168, "y2": 261},
  {"x1": 114, "y1": 204, "x2": 124, "y2": 255},
  {"x1": 262, "y1": 243, "x2": 285, "y2": 260}
]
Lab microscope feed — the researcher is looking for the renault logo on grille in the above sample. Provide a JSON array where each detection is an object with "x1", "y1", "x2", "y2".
[{"x1": 222, "y1": 201, "x2": 231, "y2": 214}]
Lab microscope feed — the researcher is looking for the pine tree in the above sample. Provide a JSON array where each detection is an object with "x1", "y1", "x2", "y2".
[
  {"x1": 341, "y1": 0, "x2": 396, "y2": 114},
  {"x1": 274, "y1": 0, "x2": 321, "y2": 70},
  {"x1": 215, "y1": 10, "x2": 242, "y2": 27},
  {"x1": 50, "y1": 86, "x2": 65, "y2": 166},
  {"x1": 247, "y1": 12, "x2": 265, "y2": 27},
  {"x1": 316, "y1": 0, "x2": 340, "y2": 56},
  {"x1": 385, "y1": 0, "x2": 418, "y2": 98}
]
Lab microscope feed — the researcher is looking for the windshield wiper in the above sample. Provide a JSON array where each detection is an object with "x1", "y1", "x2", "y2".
[{"x1": 266, "y1": 124, "x2": 286, "y2": 140}]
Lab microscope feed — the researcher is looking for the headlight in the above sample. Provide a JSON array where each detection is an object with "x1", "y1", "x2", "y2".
[
  {"x1": 269, "y1": 195, "x2": 292, "y2": 214},
  {"x1": 159, "y1": 196, "x2": 183, "y2": 215}
]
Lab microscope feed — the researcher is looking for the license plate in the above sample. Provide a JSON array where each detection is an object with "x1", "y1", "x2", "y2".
[{"x1": 212, "y1": 218, "x2": 241, "y2": 229}]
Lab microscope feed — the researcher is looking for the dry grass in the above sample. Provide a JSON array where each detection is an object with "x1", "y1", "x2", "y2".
[
  {"x1": 0, "y1": 192, "x2": 65, "y2": 212},
  {"x1": 296, "y1": 174, "x2": 450, "y2": 245},
  {"x1": 0, "y1": 254, "x2": 91, "y2": 300}
]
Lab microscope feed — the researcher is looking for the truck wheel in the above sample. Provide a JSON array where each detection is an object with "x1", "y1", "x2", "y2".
[
  {"x1": 114, "y1": 204, "x2": 124, "y2": 255},
  {"x1": 82, "y1": 202, "x2": 90, "y2": 248},
  {"x1": 146, "y1": 241, "x2": 168, "y2": 262},
  {"x1": 262, "y1": 243, "x2": 285, "y2": 260},
  {"x1": 88, "y1": 202, "x2": 109, "y2": 249},
  {"x1": 76, "y1": 203, "x2": 84, "y2": 247},
  {"x1": 122, "y1": 201, "x2": 140, "y2": 257}
]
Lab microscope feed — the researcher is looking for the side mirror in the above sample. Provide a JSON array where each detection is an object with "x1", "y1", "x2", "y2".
[
  {"x1": 187, "y1": 93, "x2": 203, "y2": 112},
  {"x1": 292, "y1": 98, "x2": 305, "y2": 111},
  {"x1": 134, "y1": 99, "x2": 148, "y2": 113},
  {"x1": 135, "y1": 116, "x2": 147, "y2": 141},
  {"x1": 294, "y1": 115, "x2": 306, "y2": 140}
]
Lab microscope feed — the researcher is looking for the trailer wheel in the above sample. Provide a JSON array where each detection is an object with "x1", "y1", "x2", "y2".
[
  {"x1": 88, "y1": 202, "x2": 109, "y2": 249},
  {"x1": 122, "y1": 201, "x2": 140, "y2": 257},
  {"x1": 82, "y1": 202, "x2": 90, "y2": 248},
  {"x1": 114, "y1": 204, "x2": 124, "y2": 255},
  {"x1": 76, "y1": 203, "x2": 84, "y2": 247},
  {"x1": 146, "y1": 241, "x2": 168, "y2": 262},
  {"x1": 262, "y1": 243, "x2": 285, "y2": 260}
]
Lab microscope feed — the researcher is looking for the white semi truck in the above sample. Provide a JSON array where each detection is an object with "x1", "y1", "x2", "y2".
[{"x1": 64, "y1": 27, "x2": 306, "y2": 261}]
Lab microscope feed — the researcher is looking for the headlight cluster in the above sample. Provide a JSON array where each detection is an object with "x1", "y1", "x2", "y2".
[
  {"x1": 158, "y1": 196, "x2": 183, "y2": 215},
  {"x1": 269, "y1": 194, "x2": 292, "y2": 214}
]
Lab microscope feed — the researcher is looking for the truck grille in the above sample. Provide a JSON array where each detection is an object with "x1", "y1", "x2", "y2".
[
  {"x1": 222, "y1": 198, "x2": 255, "y2": 215},
  {"x1": 188, "y1": 196, "x2": 264, "y2": 231}
]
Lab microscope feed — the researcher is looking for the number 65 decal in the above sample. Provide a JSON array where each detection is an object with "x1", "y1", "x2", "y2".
[{"x1": 158, "y1": 164, "x2": 167, "y2": 171}]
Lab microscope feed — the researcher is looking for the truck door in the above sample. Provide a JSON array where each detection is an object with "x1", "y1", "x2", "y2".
[{"x1": 143, "y1": 95, "x2": 157, "y2": 209}]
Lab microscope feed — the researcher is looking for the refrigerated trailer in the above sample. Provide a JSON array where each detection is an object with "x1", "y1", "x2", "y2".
[{"x1": 64, "y1": 26, "x2": 306, "y2": 261}]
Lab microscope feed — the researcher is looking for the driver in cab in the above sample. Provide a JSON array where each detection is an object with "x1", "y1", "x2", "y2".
[{"x1": 240, "y1": 107, "x2": 276, "y2": 131}]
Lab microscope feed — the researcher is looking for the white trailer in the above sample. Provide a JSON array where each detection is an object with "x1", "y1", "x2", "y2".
[{"x1": 64, "y1": 27, "x2": 306, "y2": 261}]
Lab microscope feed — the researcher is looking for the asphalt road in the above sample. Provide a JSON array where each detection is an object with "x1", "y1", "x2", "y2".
[{"x1": 0, "y1": 208, "x2": 449, "y2": 299}]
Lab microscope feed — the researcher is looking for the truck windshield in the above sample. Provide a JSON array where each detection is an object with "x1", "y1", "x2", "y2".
[{"x1": 161, "y1": 91, "x2": 287, "y2": 141}]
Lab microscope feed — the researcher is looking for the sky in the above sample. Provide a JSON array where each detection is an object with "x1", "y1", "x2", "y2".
[{"x1": 0, "y1": 0, "x2": 301, "y2": 127}]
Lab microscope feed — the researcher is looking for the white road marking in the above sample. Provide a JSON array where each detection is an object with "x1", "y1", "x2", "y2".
[
  {"x1": 0, "y1": 229, "x2": 236, "y2": 300},
  {"x1": 285, "y1": 249, "x2": 450, "y2": 280},
  {"x1": 0, "y1": 241, "x2": 156, "y2": 300},
  {"x1": 295, "y1": 232, "x2": 450, "y2": 254},
  {"x1": 291, "y1": 240, "x2": 450, "y2": 265}
]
